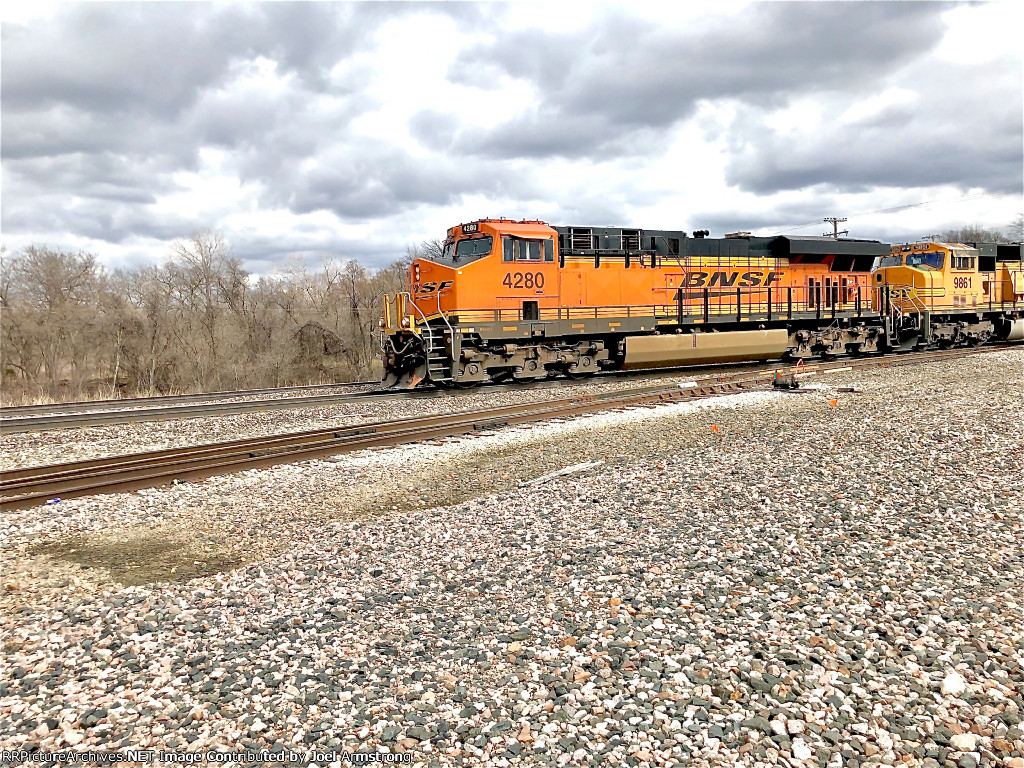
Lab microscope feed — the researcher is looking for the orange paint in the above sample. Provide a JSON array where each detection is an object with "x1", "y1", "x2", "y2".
[{"x1": 402, "y1": 219, "x2": 877, "y2": 325}]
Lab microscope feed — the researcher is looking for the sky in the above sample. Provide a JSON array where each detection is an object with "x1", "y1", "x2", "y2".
[{"x1": 2, "y1": 1, "x2": 1022, "y2": 275}]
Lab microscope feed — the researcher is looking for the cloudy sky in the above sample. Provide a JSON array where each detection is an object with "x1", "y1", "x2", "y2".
[{"x1": 2, "y1": 1, "x2": 1021, "y2": 274}]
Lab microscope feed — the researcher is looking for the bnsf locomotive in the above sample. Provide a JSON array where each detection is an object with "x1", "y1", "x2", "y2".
[{"x1": 378, "y1": 219, "x2": 1023, "y2": 387}]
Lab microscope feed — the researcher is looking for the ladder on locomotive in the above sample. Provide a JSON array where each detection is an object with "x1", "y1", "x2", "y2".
[
  {"x1": 888, "y1": 284, "x2": 926, "y2": 338},
  {"x1": 423, "y1": 324, "x2": 453, "y2": 383},
  {"x1": 399, "y1": 291, "x2": 454, "y2": 384}
]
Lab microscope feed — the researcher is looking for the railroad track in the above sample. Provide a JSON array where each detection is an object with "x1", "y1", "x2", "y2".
[
  {"x1": 0, "y1": 345, "x2": 1008, "y2": 512},
  {"x1": 1, "y1": 379, "x2": 380, "y2": 417},
  {"x1": 0, "y1": 360, "x2": 794, "y2": 433},
  {"x1": 0, "y1": 384, "x2": 408, "y2": 435},
  {"x1": 5, "y1": 339, "x2": 1014, "y2": 434},
  {"x1": 0, "y1": 365, "x2": 734, "y2": 433}
]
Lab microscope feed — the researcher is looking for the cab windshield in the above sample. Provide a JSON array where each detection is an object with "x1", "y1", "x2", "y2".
[
  {"x1": 454, "y1": 236, "x2": 493, "y2": 262},
  {"x1": 906, "y1": 251, "x2": 944, "y2": 270},
  {"x1": 878, "y1": 255, "x2": 903, "y2": 267}
]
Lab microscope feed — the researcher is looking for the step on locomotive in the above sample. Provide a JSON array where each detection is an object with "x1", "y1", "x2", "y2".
[{"x1": 378, "y1": 219, "x2": 1024, "y2": 388}]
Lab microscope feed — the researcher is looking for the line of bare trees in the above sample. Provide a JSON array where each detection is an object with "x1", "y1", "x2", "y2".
[
  {"x1": 0, "y1": 231, "x2": 424, "y2": 404},
  {"x1": 939, "y1": 219, "x2": 1021, "y2": 245}
]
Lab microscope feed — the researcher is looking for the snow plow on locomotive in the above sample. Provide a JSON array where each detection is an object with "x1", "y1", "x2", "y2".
[{"x1": 377, "y1": 219, "x2": 1023, "y2": 388}]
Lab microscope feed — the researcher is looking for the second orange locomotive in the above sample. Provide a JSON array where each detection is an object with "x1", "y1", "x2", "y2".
[{"x1": 379, "y1": 219, "x2": 1020, "y2": 387}]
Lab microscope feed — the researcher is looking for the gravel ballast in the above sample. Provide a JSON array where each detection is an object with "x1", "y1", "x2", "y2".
[
  {"x1": 1, "y1": 349, "x2": 1022, "y2": 767},
  {"x1": 1, "y1": 371, "x2": 723, "y2": 470}
]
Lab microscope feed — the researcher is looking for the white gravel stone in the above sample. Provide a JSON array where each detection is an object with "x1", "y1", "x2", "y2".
[
  {"x1": 791, "y1": 739, "x2": 813, "y2": 760},
  {"x1": 950, "y1": 733, "x2": 978, "y2": 751},
  {"x1": 942, "y1": 670, "x2": 968, "y2": 696}
]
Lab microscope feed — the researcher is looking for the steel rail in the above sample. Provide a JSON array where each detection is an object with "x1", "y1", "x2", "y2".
[
  {"x1": 4, "y1": 342, "x2": 1015, "y2": 434},
  {"x1": 1, "y1": 345, "x2": 1009, "y2": 512},
  {"x1": 0, "y1": 379, "x2": 759, "y2": 511},
  {"x1": 0, "y1": 358, "x2": 788, "y2": 433},
  {"x1": 0, "y1": 387, "x2": 414, "y2": 435},
  {"x1": 1, "y1": 380, "x2": 379, "y2": 417},
  {"x1": 0, "y1": 360, "x2": 831, "y2": 488},
  {"x1": 0, "y1": 362, "x2": 774, "y2": 434}
]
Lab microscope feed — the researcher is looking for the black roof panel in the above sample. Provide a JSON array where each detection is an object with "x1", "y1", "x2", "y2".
[{"x1": 769, "y1": 236, "x2": 889, "y2": 258}]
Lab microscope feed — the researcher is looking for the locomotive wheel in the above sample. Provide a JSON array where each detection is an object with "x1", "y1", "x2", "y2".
[{"x1": 564, "y1": 369, "x2": 595, "y2": 380}]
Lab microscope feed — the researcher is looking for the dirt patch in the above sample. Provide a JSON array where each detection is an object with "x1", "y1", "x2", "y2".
[
  {"x1": 29, "y1": 529, "x2": 242, "y2": 586},
  {"x1": 5, "y1": 439, "x2": 575, "y2": 623}
]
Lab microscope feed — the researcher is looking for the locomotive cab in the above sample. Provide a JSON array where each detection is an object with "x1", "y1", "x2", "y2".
[
  {"x1": 874, "y1": 241, "x2": 1024, "y2": 347},
  {"x1": 875, "y1": 242, "x2": 979, "y2": 310},
  {"x1": 380, "y1": 219, "x2": 561, "y2": 387},
  {"x1": 406, "y1": 220, "x2": 560, "y2": 324}
]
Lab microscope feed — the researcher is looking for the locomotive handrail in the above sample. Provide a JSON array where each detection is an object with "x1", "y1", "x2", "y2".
[
  {"x1": 433, "y1": 290, "x2": 454, "y2": 336},
  {"x1": 891, "y1": 283, "x2": 927, "y2": 313},
  {"x1": 400, "y1": 291, "x2": 429, "y2": 333},
  {"x1": 400, "y1": 286, "x2": 999, "y2": 330},
  {"x1": 468, "y1": 293, "x2": 893, "y2": 325}
]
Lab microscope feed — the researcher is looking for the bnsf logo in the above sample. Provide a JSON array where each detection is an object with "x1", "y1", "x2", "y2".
[
  {"x1": 682, "y1": 271, "x2": 784, "y2": 288},
  {"x1": 415, "y1": 280, "x2": 454, "y2": 295}
]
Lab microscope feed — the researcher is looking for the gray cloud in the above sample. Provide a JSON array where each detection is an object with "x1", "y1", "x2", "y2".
[
  {"x1": 1, "y1": 2, "x2": 1020, "y2": 274},
  {"x1": 447, "y1": 3, "x2": 949, "y2": 159},
  {"x1": 1, "y1": 2, "x2": 503, "y2": 255},
  {"x1": 723, "y1": 62, "x2": 1023, "y2": 194}
]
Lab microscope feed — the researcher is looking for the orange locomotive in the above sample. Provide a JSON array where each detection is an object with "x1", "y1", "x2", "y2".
[{"x1": 378, "y1": 219, "x2": 1019, "y2": 387}]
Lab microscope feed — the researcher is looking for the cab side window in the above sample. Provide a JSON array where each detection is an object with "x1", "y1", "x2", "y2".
[
  {"x1": 503, "y1": 237, "x2": 555, "y2": 262},
  {"x1": 520, "y1": 240, "x2": 540, "y2": 262}
]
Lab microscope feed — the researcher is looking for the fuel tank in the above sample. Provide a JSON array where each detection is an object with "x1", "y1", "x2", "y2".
[
  {"x1": 621, "y1": 329, "x2": 789, "y2": 369},
  {"x1": 1004, "y1": 318, "x2": 1024, "y2": 341}
]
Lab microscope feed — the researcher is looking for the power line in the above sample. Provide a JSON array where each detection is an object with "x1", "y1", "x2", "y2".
[{"x1": 773, "y1": 184, "x2": 1022, "y2": 235}]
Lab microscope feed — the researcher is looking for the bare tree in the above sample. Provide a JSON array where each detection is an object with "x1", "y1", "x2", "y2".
[
  {"x1": 403, "y1": 237, "x2": 445, "y2": 265},
  {"x1": 163, "y1": 230, "x2": 251, "y2": 390},
  {"x1": 2, "y1": 246, "x2": 102, "y2": 394},
  {"x1": 940, "y1": 224, "x2": 1012, "y2": 244},
  {"x1": 1010, "y1": 213, "x2": 1023, "y2": 241}
]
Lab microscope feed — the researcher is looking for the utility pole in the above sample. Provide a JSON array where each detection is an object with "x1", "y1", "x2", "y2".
[
  {"x1": 823, "y1": 217, "x2": 848, "y2": 239},
  {"x1": 921, "y1": 233, "x2": 942, "y2": 242}
]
